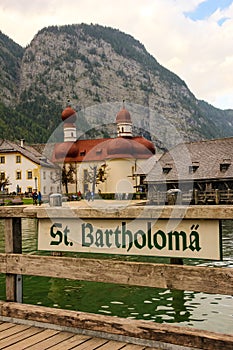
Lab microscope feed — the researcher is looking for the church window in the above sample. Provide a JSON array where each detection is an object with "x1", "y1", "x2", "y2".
[
  {"x1": 0, "y1": 172, "x2": 5, "y2": 180},
  {"x1": 0, "y1": 156, "x2": 5, "y2": 163}
]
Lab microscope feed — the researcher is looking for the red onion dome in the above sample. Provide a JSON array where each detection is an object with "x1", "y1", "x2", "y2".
[
  {"x1": 116, "y1": 107, "x2": 132, "y2": 123},
  {"x1": 133, "y1": 137, "x2": 156, "y2": 155},
  {"x1": 61, "y1": 106, "x2": 76, "y2": 123},
  {"x1": 106, "y1": 137, "x2": 133, "y2": 158}
]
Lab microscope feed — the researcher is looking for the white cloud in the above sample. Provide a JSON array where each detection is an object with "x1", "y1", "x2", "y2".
[{"x1": 0, "y1": 0, "x2": 233, "y2": 109}]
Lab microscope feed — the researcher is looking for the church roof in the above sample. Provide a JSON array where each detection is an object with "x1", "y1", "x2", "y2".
[
  {"x1": 116, "y1": 107, "x2": 132, "y2": 123},
  {"x1": 52, "y1": 136, "x2": 155, "y2": 163},
  {"x1": 61, "y1": 105, "x2": 76, "y2": 123}
]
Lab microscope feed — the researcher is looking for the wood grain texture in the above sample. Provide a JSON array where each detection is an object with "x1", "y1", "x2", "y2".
[
  {"x1": 23, "y1": 204, "x2": 233, "y2": 219},
  {"x1": 0, "y1": 253, "x2": 232, "y2": 295},
  {"x1": 0, "y1": 302, "x2": 232, "y2": 350}
]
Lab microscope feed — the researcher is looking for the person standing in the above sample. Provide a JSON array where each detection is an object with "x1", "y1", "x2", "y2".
[
  {"x1": 32, "y1": 191, "x2": 38, "y2": 205},
  {"x1": 38, "y1": 191, "x2": 42, "y2": 205}
]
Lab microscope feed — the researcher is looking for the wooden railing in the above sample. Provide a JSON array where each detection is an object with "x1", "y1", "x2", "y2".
[
  {"x1": 150, "y1": 189, "x2": 233, "y2": 205},
  {"x1": 0, "y1": 205, "x2": 232, "y2": 349}
]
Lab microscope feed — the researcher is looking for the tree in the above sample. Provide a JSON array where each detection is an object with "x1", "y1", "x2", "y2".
[
  {"x1": 0, "y1": 175, "x2": 10, "y2": 192},
  {"x1": 84, "y1": 164, "x2": 108, "y2": 194},
  {"x1": 62, "y1": 164, "x2": 75, "y2": 194}
]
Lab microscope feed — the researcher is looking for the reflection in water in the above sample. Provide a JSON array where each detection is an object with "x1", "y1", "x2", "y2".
[{"x1": 0, "y1": 218, "x2": 232, "y2": 334}]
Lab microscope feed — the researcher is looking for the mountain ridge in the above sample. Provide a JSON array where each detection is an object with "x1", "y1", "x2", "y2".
[{"x1": 0, "y1": 23, "x2": 233, "y2": 145}]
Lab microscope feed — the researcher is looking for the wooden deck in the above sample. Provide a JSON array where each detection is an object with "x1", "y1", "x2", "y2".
[{"x1": 0, "y1": 321, "x2": 160, "y2": 350}]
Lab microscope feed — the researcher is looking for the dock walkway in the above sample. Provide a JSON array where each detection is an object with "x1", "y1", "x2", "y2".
[
  {"x1": 0, "y1": 321, "x2": 160, "y2": 350},
  {"x1": 0, "y1": 205, "x2": 232, "y2": 350}
]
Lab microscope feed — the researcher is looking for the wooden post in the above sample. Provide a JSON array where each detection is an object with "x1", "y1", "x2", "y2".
[
  {"x1": 215, "y1": 189, "x2": 220, "y2": 204},
  {"x1": 4, "y1": 217, "x2": 22, "y2": 303},
  {"x1": 194, "y1": 189, "x2": 198, "y2": 205}
]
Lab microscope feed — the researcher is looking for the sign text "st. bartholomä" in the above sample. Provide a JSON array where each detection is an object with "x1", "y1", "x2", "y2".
[{"x1": 38, "y1": 218, "x2": 222, "y2": 260}]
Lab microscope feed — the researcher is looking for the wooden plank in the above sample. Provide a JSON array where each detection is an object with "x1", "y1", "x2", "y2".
[
  {"x1": 0, "y1": 323, "x2": 31, "y2": 340},
  {"x1": 0, "y1": 206, "x2": 35, "y2": 218},
  {"x1": 2, "y1": 253, "x2": 232, "y2": 295},
  {"x1": 70, "y1": 337, "x2": 108, "y2": 349},
  {"x1": 123, "y1": 345, "x2": 146, "y2": 349},
  {"x1": 0, "y1": 302, "x2": 232, "y2": 350},
  {"x1": 94, "y1": 339, "x2": 130, "y2": 349},
  {"x1": 4, "y1": 218, "x2": 22, "y2": 303},
  {"x1": 1, "y1": 203, "x2": 233, "y2": 219},
  {"x1": 46, "y1": 334, "x2": 91, "y2": 350},
  {"x1": 5, "y1": 218, "x2": 16, "y2": 302},
  {"x1": 5, "y1": 329, "x2": 60, "y2": 350},
  {"x1": 24, "y1": 331, "x2": 75, "y2": 350},
  {"x1": 0, "y1": 322, "x2": 16, "y2": 331},
  {"x1": 0, "y1": 254, "x2": 6, "y2": 271},
  {"x1": 24, "y1": 204, "x2": 233, "y2": 219},
  {"x1": 0, "y1": 325, "x2": 42, "y2": 348}
]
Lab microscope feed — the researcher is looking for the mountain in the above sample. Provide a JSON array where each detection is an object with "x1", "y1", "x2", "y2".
[
  {"x1": 0, "y1": 24, "x2": 233, "y2": 145},
  {"x1": 0, "y1": 31, "x2": 24, "y2": 105}
]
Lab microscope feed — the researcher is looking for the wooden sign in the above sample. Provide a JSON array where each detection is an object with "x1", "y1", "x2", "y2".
[{"x1": 38, "y1": 218, "x2": 222, "y2": 260}]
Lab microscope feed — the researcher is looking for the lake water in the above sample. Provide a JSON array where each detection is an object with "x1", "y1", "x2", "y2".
[{"x1": 0, "y1": 218, "x2": 232, "y2": 335}]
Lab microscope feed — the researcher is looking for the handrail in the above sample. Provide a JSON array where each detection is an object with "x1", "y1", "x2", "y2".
[
  {"x1": 150, "y1": 189, "x2": 233, "y2": 205},
  {"x1": 0, "y1": 206, "x2": 232, "y2": 349}
]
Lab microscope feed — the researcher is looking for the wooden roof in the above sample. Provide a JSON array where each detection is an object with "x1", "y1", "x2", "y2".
[
  {"x1": 146, "y1": 137, "x2": 233, "y2": 183},
  {"x1": 0, "y1": 139, "x2": 55, "y2": 168}
]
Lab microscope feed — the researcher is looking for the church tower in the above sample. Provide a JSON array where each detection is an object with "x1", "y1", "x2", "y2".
[
  {"x1": 116, "y1": 101, "x2": 132, "y2": 138},
  {"x1": 61, "y1": 100, "x2": 77, "y2": 142}
]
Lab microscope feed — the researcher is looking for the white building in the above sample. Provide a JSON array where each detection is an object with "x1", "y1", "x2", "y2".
[{"x1": 0, "y1": 139, "x2": 60, "y2": 195}]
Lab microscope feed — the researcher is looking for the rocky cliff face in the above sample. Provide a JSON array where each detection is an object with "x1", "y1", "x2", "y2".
[
  {"x1": 0, "y1": 24, "x2": 233, "y2": 144},
  {"x1": 0, "y1": 31, "x2": 24, "y2": 105}
]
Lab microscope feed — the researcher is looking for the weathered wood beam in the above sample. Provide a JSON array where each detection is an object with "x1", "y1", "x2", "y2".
[
  {"x1": 0, "y1": 206, "x2": 36, "y2": 218},
  {"x1": 0, "y1": 254, "x2": 232, "y2": 295},
  {"x1": 23, "y1": 204, "x2": 233, "y2": 219},
  {"x1": 0, "y1": 204, "x2": 233, "y2": 219},
  {"x1": 4, "y1": 219, "x2": 22, "y2": 302},
  {"x1": 0, "y1": 301, "x2": 232, "y2": 350}
]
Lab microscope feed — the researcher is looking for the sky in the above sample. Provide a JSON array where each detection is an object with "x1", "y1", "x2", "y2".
[{"x1": 1, "y1": 0, "x2": 233, "y2": 110}]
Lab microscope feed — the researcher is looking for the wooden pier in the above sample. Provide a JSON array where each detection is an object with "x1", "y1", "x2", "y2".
[
  {"x1": 0, "y1": 204, "x2": 232, "y2": 349},
  {"x1": 0, "y1": 320, "x2": 158, "y2": 349}
]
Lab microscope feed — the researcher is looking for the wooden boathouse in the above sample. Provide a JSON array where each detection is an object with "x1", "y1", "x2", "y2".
[
  {"x1": 0, "y1": 203, "x2": 232, "y2": 349},
  {"x1": 146, "y1": 137, "x2": 233, "y2": 204}
]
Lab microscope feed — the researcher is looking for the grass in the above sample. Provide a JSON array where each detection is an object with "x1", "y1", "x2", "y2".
[{"x1": 22, "y1": 198, "x2": 33, "y2": 205}]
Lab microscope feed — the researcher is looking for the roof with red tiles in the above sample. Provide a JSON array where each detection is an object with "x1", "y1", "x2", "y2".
[{"x1": 52, "y1": 136, "x2": 155, "y2": 163}]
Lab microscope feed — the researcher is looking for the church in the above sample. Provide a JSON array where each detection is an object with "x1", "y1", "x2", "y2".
[{"x1": 52, "y1": 102, "x2": 156, "y2": 197}]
